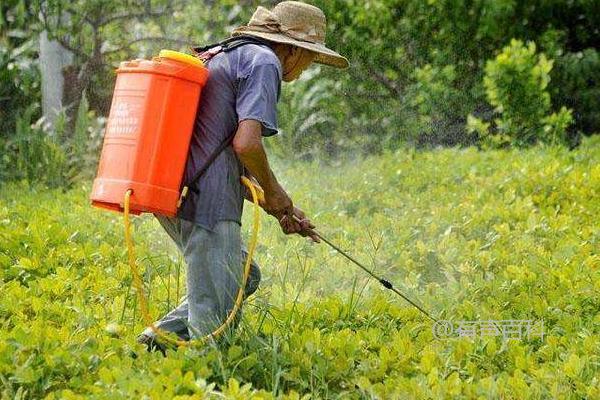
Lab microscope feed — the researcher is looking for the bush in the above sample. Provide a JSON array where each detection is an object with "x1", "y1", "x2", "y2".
[
  {"x1": 0, "y1": 94, "x2": 105, "y2": 187},
  {"x1": 468, "y1": 39, "x2": 573, "y2": 148},
  {"x1": 0, "y1": 104, "x2": 68, "y2": 187},
  {"x1": 0, "y1": 19, "x2": 41, "y2": 140}
]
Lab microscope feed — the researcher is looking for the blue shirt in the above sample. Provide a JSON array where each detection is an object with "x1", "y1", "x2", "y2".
[{"x1": 177, "y1": 43, "x2": 282, "y2": 230}]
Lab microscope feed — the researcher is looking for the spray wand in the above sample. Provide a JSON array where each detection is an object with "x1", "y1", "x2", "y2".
[
  {"x1": 252, "y1": 183, "x2": 437, "y2": 323},
  {"x1": 290, "y1": 215, "x2": 438, "y2": 323}
]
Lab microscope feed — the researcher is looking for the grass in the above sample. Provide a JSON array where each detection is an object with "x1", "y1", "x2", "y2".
[{"x1": 0, "y1": 136, "x2": 598, "y2": 399}]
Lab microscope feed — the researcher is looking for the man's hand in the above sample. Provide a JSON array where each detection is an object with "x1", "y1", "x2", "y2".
[
  {"x1": 278, "y1": 206, "x2": 320, "y2": 243},
  {"x1": 245, "y1": 177, "x2": 320, "y2": 243}
]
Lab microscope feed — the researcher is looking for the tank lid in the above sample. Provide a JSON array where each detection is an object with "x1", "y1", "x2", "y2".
[{"x1": 158, "y1": 50, "x2": 204, "y2": 68}]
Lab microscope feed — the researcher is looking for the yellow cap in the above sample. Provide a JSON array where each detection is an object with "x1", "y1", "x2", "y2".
[{"x1": 158, "y1": 50, "x2": 204, "y2": 68}]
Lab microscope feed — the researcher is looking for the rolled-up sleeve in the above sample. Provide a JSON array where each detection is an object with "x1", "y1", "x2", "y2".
[{"x1": 236, "y1": 63, "x2": 281, "y2": 137}]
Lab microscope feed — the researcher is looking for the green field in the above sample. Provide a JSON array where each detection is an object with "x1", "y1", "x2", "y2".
[{"x1": 1, "y1": 137, "x2": 598, "y2": 399}]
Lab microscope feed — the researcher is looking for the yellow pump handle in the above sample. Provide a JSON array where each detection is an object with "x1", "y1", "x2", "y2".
[
  {"x1": 158, "y1": 49, "x2": 204, "y2": 68},
  {"x1": 124, "y1": 176, "x2": 261, "y2": 348}
]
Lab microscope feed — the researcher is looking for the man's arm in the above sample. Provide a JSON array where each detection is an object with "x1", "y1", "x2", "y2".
[
  {"x1": 233, "y1": 120, "x2": 289, "y2": 214},
  {"x1": 233, "y1": 120, "x2": 281, "y2": 197},
  {"x1": 233, "y1": 119, "x2": 318, "y2": 241}
]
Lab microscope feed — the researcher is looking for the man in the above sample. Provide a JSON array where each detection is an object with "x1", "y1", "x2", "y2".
[{"x1": 137, "y1": 1, "x2": 348, "y2": 354}]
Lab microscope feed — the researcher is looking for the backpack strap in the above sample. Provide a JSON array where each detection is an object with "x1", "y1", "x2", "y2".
[
  {"x1": 177, "y1": 36, "x2": 273, "y2": 209},
  {"x1": 191, "y1": 35, "x2": 273, "y2": 63}
]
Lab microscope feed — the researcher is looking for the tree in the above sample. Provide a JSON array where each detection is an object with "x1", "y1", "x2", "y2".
[
  {"x1": 34, "y1": 0, "x2": 189, "y2": 134},
  {"x1": 39, "y1": 27, "x2": 73, "y2": 128}
]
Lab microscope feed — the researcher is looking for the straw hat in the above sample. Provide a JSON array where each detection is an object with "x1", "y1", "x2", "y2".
[{"x1": 231, "y1": 1, "x2": 349, "y2": 69}]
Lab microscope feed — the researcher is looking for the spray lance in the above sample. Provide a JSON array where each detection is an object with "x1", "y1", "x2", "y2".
[{"x1": 252, "y1": 184, "x2": 438, "y2": 323}]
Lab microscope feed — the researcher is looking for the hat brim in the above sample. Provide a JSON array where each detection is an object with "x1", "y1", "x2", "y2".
[{"x1": 231, "y1": 29, "x2": 349, "y2": 69}]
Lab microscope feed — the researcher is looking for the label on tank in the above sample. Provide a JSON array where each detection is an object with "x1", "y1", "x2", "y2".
[{"x1": 106, "y1": 98, "x2": 142, "y2": 136}]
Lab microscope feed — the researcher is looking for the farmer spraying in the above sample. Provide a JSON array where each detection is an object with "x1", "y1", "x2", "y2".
[{"x1": 136, "y1": 1, "x2": 349, "y2": 353}]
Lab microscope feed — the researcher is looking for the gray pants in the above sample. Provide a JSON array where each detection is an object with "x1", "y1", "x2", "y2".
[{"x1": 141, "y1": 215, "x2": 260, "y2": 341}]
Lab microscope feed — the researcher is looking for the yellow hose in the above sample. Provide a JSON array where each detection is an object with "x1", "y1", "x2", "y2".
[{"x1": 124, "y1": 176, "x2": 261, "y2": 348}]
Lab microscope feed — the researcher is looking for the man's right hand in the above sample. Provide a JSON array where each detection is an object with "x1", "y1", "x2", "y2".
[
  {"x1": 262, "y1": 185, "x2": 294, "y2": 220},
  {"x1": 284, "y1": 206, "x2": 320, "y2": 243}
]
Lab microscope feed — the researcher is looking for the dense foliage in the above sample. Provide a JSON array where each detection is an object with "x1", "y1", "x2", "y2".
[
  {"x1": 303, "y1": 0, "x2": 599, "y2": 150},
  {"x1": 1, "y1": 137, "x2": 598, "y2": 398},
  {"x1": 0, "y1": 0, "x2": 40, "y2": 139},
  {"x1": 467, "y1": 39, "x2": 573, "y2": 148}
]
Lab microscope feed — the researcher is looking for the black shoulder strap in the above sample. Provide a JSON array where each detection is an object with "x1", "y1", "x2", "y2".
[
  {"x1": 190, "y1": 35, "x2": 273, "y2": 61},
  {"x1": 178, "y1": 36, "x2": 272, "y2": 207},
  {"x1": 185, "y1": 133, "x2": 236, "y2": 196}
]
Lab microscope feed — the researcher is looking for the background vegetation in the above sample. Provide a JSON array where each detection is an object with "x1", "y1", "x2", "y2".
[{"x1": 1, "y1": 0, "x2": 599, "y2": 185}]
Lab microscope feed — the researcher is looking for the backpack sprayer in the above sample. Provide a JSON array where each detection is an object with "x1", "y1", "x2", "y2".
[
  {"x1": 90, "y1": 43, "x2": 264, "y2": 348},
  {"x1": 91, "y1": 41, "x2": 435, "y2": 349}
]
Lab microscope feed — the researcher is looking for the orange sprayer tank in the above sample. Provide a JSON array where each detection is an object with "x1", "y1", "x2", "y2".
[{"x1": 90, "y1": 50, "x2": 208, "y2": 217}]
